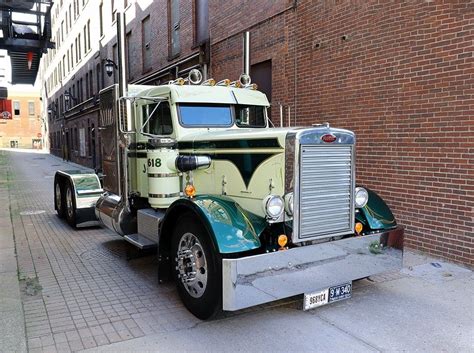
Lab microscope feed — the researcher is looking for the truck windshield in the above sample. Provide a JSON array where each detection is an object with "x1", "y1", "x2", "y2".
[{"x1": 179, "y1": 104, "x2": 232, "y2": 127}]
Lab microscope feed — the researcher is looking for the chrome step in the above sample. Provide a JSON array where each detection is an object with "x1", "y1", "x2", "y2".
[{"x1": 124, "y1": 233, "x2": 157, "y2": 249}]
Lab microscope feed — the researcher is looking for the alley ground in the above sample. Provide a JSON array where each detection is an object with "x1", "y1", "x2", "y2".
[{"x1": 0, "y1": 149, "x2": 472, "y2": 353}]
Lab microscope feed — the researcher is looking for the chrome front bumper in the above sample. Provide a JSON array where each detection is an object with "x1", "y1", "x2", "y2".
[{"x1": 222, "y1": 227, "x2": 404, "y2": 311}]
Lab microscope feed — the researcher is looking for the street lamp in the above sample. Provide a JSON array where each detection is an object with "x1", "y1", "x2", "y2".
[
  {"x1": 103, "y1": 59, "x2": 118, "y2": 77},
  {"x1": 64, "y1": 92, "x2": 78, "y2": 110},
  {"x1": 47, "y1": 104, "x2": 57, "y2": 118}
]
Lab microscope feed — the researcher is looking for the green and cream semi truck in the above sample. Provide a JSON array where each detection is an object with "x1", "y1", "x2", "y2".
[{"x1": 54, "y1": 71, "x2": 404, "y2": 319}]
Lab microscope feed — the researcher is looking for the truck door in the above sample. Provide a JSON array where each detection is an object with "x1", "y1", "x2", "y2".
[{"x1": 99, "y1": 85, "x2": 122, "y2": 195}]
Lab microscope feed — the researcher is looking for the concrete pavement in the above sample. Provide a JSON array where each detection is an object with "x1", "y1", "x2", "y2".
[
  {"x1": 83, "y1": 253, "x2": 473, "y2": 353},
  {"x1": 0, "y1": 149, "x2": 472, "y2": 353},
  {"x1": 0, "y1": 149, "x2": 26, "y2": 353}
]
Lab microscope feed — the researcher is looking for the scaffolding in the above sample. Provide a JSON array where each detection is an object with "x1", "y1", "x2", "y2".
[{"x1": 0, "y1": 0, "x2": 55, "y2": 84}]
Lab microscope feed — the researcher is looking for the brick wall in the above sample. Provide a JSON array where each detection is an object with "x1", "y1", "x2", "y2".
[
  {"x1": 211, "y1": 0, "x2": 473, "y2": 266},
  {"x1": 0, "y1": 91, "x2": 42, "y2": 149}
]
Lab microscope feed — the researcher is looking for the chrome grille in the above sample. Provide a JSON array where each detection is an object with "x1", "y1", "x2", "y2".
[{"x1": 298, "y1": 145, "x2": 353, "y2": 240}]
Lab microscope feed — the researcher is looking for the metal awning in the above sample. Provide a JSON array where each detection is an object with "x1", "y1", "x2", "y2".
[{"x1": 0, "y1": 0, "x2": 54, "y2": 84}]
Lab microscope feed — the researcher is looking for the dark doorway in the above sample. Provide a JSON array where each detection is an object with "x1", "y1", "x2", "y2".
[{"x1": 251, "y1": 60, "x2": 272, "y2": 120}]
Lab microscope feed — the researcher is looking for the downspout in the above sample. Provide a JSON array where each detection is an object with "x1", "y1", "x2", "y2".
[{"x1": 293, "y1": 1, "x2": 298, "y2": 126}]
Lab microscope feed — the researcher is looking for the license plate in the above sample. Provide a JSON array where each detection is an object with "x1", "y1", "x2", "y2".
[{"x1": 304, "y1": 282, "x2": 352, "y2": 311}]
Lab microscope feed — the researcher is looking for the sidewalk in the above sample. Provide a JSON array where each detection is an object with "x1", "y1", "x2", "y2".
[
  {"x1": 0, "y1": 149, "x2": 473, "y2": 353},
  {"x1": 0, "y1": 150, "x2": 26, "y2": 353}
]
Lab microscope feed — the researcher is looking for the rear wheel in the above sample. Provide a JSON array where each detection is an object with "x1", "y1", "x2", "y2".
[
  {"x1": 171, "y1": 214, "x2": 221, "y2": 320},
  {"x1": 65, "y1": 182, "x2": 77, "y2": 227},
  {"x1": 54, "y1": 180, "x2": 65, "y2": 218}
]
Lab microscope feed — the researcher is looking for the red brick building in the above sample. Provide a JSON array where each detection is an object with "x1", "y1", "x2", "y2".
[
  {"x1": 40, "y1": 0, "x2": 473, "y2": 266},
  {"x1": 0, "y1": 87, "x2": 43, "y2": 149}
]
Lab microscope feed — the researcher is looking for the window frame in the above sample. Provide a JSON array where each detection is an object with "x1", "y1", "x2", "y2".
[
  {"x1": 168, "y1": 0, "x2": 181, "y2": 60},
  {"x1": 234, "y1": 105, "x2": 268, "y2": 128},
  {"x1": 177, "y1": 103, "x2": 234, "y2": 128},
  {"x1": 28, "y1": 101, "x2": 35, "y2": 116}
]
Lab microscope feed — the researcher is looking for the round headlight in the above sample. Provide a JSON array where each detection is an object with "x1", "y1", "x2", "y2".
[
  {"x1": 263, "y1": 195, "x2": 284, "y2": 219},
  {"x1": 355, "y1": 187, "x2": 369, "y2": 208},
  {"x1": 285, "y1": 193, "x2": 294, "y2": 215}
]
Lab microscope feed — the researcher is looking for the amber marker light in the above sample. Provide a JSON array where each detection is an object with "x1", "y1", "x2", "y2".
[
  {"x1": 355, "y1": 222, "x2": 363, "y2": 235},
  {"x1": 184, "y1": 184, "x2": 196, "y2": 197},
  {"x1": 278, "y1": 234, "x2": 288, "y2": 250},
  {"x1": 246, "y1": 83, "x2": 258, "y2": 90},
  {"x1": 217, "y1": 79, "x2": 231, "y2": 86},
  {"x1": 202, "y1": 78, "x2": 216, "y2": 86}
]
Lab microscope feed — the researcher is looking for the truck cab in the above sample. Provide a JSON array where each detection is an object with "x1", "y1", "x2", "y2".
[{"x1": 54, "y1": 71, "x2": 404, "y2": 319}]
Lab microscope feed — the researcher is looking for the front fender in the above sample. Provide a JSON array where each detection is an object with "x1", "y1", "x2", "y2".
[
  {"x1": 356, "y1": 188, "x2": 397, "y2": 231},
  {"x1": 163, "y1": 195, "x2": 266, "y2": 254}
]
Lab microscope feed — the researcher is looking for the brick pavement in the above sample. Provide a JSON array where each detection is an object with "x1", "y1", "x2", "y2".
[{"x1": 6, "y1": 150, "x2": 205, "y2": 352}]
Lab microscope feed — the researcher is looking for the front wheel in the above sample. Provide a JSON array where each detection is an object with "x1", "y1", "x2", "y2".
[{"x1": 171, "y1": 214, "x2": 221, "y2": 320}]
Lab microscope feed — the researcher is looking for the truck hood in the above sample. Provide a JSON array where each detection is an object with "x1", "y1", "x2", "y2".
[
  {"x1": 178, "y1": 127, "x2": 299, "y2": 151},
  {"x1": 177, "y1": 125, "x2": 354, "y2": 151}
]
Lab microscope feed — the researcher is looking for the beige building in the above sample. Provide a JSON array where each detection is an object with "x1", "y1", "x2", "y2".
[{"x1": 0, "y1": 87, "x2": 43, "y2": 149}]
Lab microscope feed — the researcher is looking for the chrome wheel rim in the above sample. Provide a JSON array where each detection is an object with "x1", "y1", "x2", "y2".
[
  {"x1": 55, "y1": 184, "x2": 62, "y2": 212},
  {"x1": 66, "y1": 187, "x2": 73, "y2": 218},
  {"x1": 176, "y1": 232, "x2": 208, "y2": 298}
]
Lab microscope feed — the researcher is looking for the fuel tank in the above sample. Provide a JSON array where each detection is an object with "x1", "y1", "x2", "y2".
[{"x1": 95, "y1": 192, "x2": 136, "y2": 236}]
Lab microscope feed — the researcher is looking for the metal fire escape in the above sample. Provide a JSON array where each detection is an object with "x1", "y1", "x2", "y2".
[{"x1": 0, "y1": 0, "x2": 55, "y2": 85}]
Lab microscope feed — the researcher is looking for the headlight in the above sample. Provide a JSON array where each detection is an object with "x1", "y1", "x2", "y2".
[
  {"x1": 263, "y1": 195, "x2": 284, "y2": 219},
  {"x1": 285, "y1": 193, "x2": 294, "y2": 215},
  {"x1": 355, "y1": 187, "x2": 369, "y2": 208}
]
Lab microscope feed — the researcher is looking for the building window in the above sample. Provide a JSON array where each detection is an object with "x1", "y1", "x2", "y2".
[
  {"x1": 142, "y1": 16, "x2": 152, "y2": 72},
  {"x1": 79, "y1": 33, "x2": 82, "y2": 60},
  {"x1": 89, "y1": 70, "x2": 93, "y2": 97},
  {"x1": 112, "y1": 0, "x2": 117, "y2": 22},
  {"x1": 68, "y1": 4, "x2": 72, "y2": 28},
  {"x1": 168, "y1": 0, "x2": 180, "y2": 58},
  {"x1": 13, "y1": 101, "x2": 20, "y2": 115},
  {"x1": 79, "y1": 128, "x2": 86, "y2": 157},
  {"x1": 87, "y1": 20, "x2": 91, "y2": 51},
  {"x1": 96, "y1": 63, "x2": 102, "y2": 93},
  {"x1": 67, "y1": 50, "x2": 70, "y2": 73},
  {"x1": 112, "y1": 43, "x2": 118, "y2": 83},
  {"x1": 194, "y1": 0, "x2": 209, "y2": 46},
  {"x1": 72, "y1": 84, "x2": 76, "y2": 106},
  {"x1": 85, "y1": 72, "x2": 89, "y2": 98},
  {"x1": 75, "y1": 37, "x2": 78, "y2": 62},
  {"x1": 83, "y1": 25, "x2": 87, "y2": 54},
  {"x1": 99, "y1": 2, "x2": 104, "y2": 37},
  {"x1": 28, "y1": 101, "x2": 35, "y2": 116},
  {"x1": 87, "y1": 121, "x2": 92, "y2": 157},
  {"x1": 79, "y1": 78, "x2": 83, "y2": 102},
  {"x1": 126, "y1": 31, "x2": 132, "y2": 80}
]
